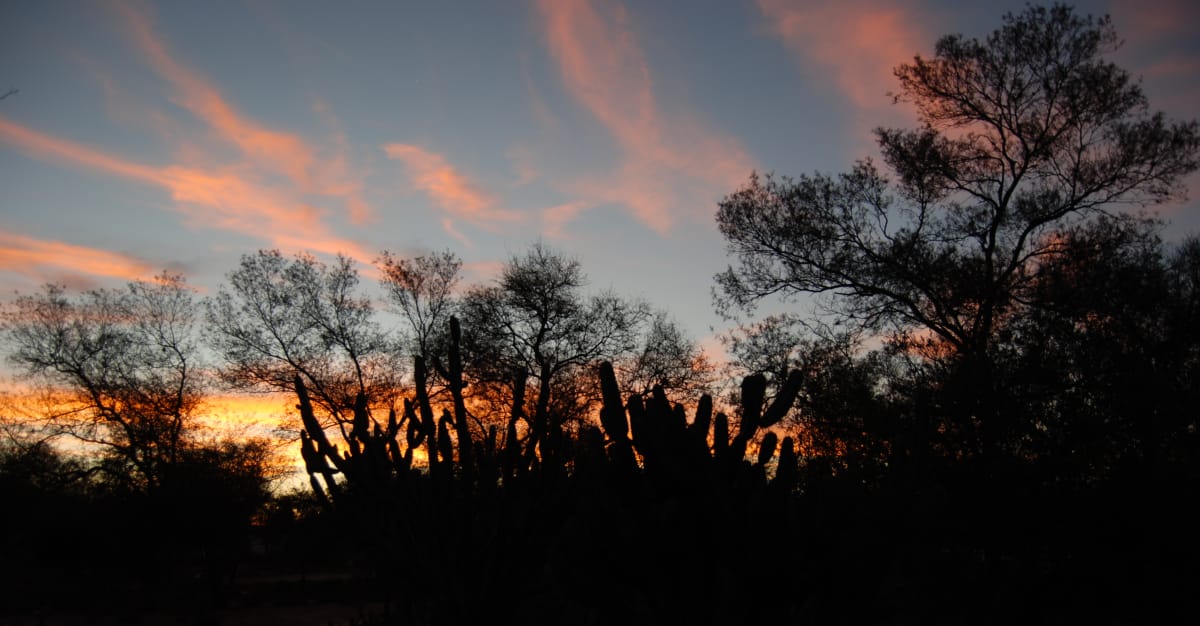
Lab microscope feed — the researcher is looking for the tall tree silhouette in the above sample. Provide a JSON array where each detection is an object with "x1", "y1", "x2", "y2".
[{"x1": 715, "y1": 4, "x2": 1199, "y2": 463}]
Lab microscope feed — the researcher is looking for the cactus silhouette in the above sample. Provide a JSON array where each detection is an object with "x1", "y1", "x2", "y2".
[{"x1": 290, "y1": 316, "x2": 807, "y2": 624}]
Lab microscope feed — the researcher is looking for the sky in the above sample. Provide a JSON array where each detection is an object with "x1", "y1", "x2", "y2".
[{"x1": 2, "y1": 0, "x2": 1199, "y2": 368}]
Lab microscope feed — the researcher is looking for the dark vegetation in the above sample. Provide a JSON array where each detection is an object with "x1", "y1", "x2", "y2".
[{"x1": 2, "y1": 5, "x2": 1198, "y2": 624}]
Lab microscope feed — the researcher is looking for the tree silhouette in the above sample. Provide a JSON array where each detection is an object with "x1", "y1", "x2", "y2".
[
  {"x1": 618, "y1": 308, "x2": 716, "y2": 405},
  {"x1": 459, "y1": 243, "x2": 650, "y2": 447},
  {"x1": 715, "y1": 4, "x2": 1200, "y2": 465},
  {"x1": 376, "y1": 248, "x2": 462, "y2": 384},
  {"x1": 0, "y1": 273, "x2": 276, "y2": 614},
  {"x1": 206, "y1": 250, "x2": 403, "y2": 440},
  {"x1": 718, "y1": 5, "x2": 1198, "y2": 355},
  {"x1": 1, "y1": 273, "x2": 204, "y2": 491}
]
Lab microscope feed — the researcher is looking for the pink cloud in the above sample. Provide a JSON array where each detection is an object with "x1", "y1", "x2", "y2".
[
  {"x1": 540, "y1": 201, "x2": 592, "y2": 239},
  {"x1": 5, "y1": 1, "x2": 381, "y2": 266},
  {"x1": 384, "y1": 143, "x2": 523, "y2": 234},
  {"x1": 440, "y1": 218, "x2": 473, "y2": 250},
  {"x1": 462, "y1": 259, "x2": 506, "y2": 284},
  {"x1": 109, "y1": 2, "x2": 375, "y2": 224},
  {"x1": 0, "y1": 230, "x2": 153, "y2": 282},
  {"x1": 757, "y1": 0, "x2": 930, "y2": 122},
  {"x1": 535, "y1": 0, "x2": 756, "y2": 234},
  {"x1": 538, "y1": 0, "x2": 660, "y2": 155},
  {"x1": 0, "y1": 118, "x2": 372, "y2": 264},
  {"x1": 155, "y1": 165, "x2": 374, "y2": 263},
  {"x1": 0, "y1": 117, "x2": 162, "y2": 184},
  {"x1": 113, "y1": 3, "x2": 312, "y2": 182}
]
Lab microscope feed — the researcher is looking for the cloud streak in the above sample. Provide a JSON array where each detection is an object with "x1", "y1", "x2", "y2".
[
  {"x1": 535, "y1": 0, "x2": 755, "y2": 234},
  {"x1": 0, "y1": 3, "x2": 384, "y2": 267},
  {"x1": 384, "y1": 143, "x2": 523, "y2": 235},
  {"x1": 0, "y1": 117, "x2": 162, "y2": 184},
  {"x1": 0, "y1": 117, "x2": 372, "y2": 264},
  {"x1": 114, "y1": 3, "x2": 309, "y2": 182},
  {"x1": 0, "y1": 230, "x2": 153, "y2": 282},
  {"x1": 757, "y1": 0, "x2": 929, "y2": 123},
  {"x1": 110, "y1": 2, "x2": 375, "y2": 224}
]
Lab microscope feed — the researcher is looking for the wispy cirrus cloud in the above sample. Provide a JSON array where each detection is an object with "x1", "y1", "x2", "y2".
[
  {"x1": 0, "y1": 230, "x2": 153, "y2": 282},
  {"x1": 0, "y1": 2, "x2": 381, "y2": 270},
  {"x1": 540, "y1": 201, "x2": 591, "y2": 239},
  {"x1": 535, "y1": 0, "x2": 755, "y2": 235},
  {"x1": 757, "y1": 0, "x2": 930, "y2": 125},
  {"x1": 0, "y1": 117, "x2": 372, "y2": 264},
  {"x1": 0, "y1": 117, "x2": 162, "y2": 184},
  {"x1": 384, "y1": 143, "x2": 523, "y2": 238},
  {"x1": 109, "y1": 2, "x2": 375, "y2": 225},
  {"x1": 113, "y1": 2, "x2": 310, "y2": 182}
]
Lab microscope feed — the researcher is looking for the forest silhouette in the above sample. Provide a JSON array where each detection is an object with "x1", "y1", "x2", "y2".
[{"x1": 3, "y1": 4, "x2": 1199, "y2": 625}]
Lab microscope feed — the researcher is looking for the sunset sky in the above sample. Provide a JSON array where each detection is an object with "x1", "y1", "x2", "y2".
[{"x1": 2, "y1": 0, "x2": 1199, "y2": 371}]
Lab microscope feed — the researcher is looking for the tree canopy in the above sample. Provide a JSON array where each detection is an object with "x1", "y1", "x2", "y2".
[
  {"x1": 715, "y1": 4, "x2": 1200, "y2": 476},
  {"x1": 716, "y1": 5, "x2": 1199, "y2": 361}
]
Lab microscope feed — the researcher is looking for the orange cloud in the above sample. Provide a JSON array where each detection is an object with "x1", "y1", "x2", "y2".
[
  {"x1": 0, "y1": 117, "x2": 161, "y2": 184},
  {"x1": 0, "y1": 230, "x2": 154, "y2": 282},
  {"x1": 757, "y1": 0, "x2": 929, "y2": 121},
  {"x1": 384, "y1": 143, "x2": 523, "y2": 235},
  {"x1": 0, "y1": 117, "x2": 372, "y2": 265},
  {"x1": 535, "y1": 0, "x2": 755, "y2": 234},
  {"x1": 109, "y1": 2, "x2": 375, "y2": 224},
  {"x1": 113, "y1": 3, "x2": 311, "y2": 183},
  {"x1": 156, "y1": 165, "x2": 374, "y2": 264},
  {"x1": 541, "y1": 201, "x2": 592, "y2": 239}
]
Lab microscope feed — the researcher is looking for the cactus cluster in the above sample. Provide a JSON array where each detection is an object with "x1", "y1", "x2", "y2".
[
  {"x1": 293, "y1": 316, "x2": 807, "y2": 624},
  {"x1": 595, "y1": 361, "x2": 801, "y2": 495}
]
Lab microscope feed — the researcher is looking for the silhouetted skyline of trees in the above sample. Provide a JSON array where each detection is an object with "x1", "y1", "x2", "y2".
[{"x1": 1, "y1": 4, "x2": 1198, "y2": 624}]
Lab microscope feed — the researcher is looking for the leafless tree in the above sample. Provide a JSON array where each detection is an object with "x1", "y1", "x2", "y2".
[
  {"x1": 206, "y1": 250, "x2": 402, "y2": 440},
  {"x1": 1, "y1": 273, "x2": 204, "y2": 491}
]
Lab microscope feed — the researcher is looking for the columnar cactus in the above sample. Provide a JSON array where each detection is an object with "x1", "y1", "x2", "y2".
[{"x1": 291, "y1": 315, "x2": 807, "y2": 624}]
